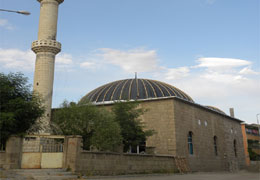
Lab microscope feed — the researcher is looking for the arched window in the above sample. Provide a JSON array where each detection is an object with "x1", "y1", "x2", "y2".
[
  {"x1": 188, "y1": 131, "x2": 193, "y2": 155},
  {"x1": 233, "y1": 139, "x2": 237, "y2": 157},
  {"x1": 213, "y1": 136, "x2": 218, "y2": 156}
]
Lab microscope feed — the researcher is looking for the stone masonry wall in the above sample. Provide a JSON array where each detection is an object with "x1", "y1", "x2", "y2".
[
  {"x1": 63, "y1": 136, "x2": 177, "y2": 175},
  {"x1": 223, "y1": 118, "x2": 246, "y2": 171},
  {"x1": 76, "y1": 151, "x2": 177, "y2": 176},
  {"x1": 173, "y1": 99, "x2": 246, "y2": 171},
  {"x1": 92, "y1": 98, "x2": 246, "y2": 172},
  {"x1": 0, "y1": 152, "x2": 6, "y2": 168},
  {"x1": 139, "y1": 99, "x2": 176, "y2": 155}
]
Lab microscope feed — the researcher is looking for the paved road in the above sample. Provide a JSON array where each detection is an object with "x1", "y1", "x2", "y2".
[
  {"x1": 0, "y1": 169, "x2": 259, "y2": 180},
  {"x1": 86, "y1": 172, "x2": 260, "y2": 180}
]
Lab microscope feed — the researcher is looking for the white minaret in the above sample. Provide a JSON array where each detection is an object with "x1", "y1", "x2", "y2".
[{"x1": 32, "y1": 0, "x2": 64, "y2": 134}]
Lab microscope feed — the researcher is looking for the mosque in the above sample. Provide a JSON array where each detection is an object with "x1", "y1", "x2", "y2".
[
  {"x1": 22, "y1": 0, "x2": 246, "y2": 172},
  {"x1": 79, "y1": 78, "x2": 246, "y2": 171}
]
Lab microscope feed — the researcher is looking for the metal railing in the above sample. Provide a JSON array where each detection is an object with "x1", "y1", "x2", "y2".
[{"x1": 22, "y1": 136, "x2": 64, "y2": 153}]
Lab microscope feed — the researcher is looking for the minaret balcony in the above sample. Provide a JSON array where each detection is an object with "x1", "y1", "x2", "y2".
[
  {"x1": 32, "y1": 39, "x2": 61, "y2": 54},
  {"x1": 37, "y1": 0, "x2": 64, "y2": 4}
]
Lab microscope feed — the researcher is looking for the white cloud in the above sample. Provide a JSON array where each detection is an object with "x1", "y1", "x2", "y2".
[
  {"x1": 164, "y1": 67, "x2": 190, "y2": 80},
  {"x1": 195, "y1": 57, "x2": 251, "y2": 72},
  {"x1": 239, "y1": 67, "x2": 260, "y2": 75},
  {"x1": 98, "y1": 48, "x2": 159, "y2": 73},
  {"x1": 0, "y1": 19, "x2": 7, "y2": 26},
  {"x1": 0, "y1": 18, "x2": 14, "y2": 30},
  {"x1": 201, "y1": 72, "x2": 248, "y2": 84},
  {"x1": 0, "y1": 48, "x2": 35, "y2": 71},
  {"x1": 0, "y1": 48, "x2": 74, "y2": 72},
  {"x1": 191, "y1": 57, "x2": 259, "y2": 85},
  {"x1": 56, "y1": 53, "x2": 74, "y2": 71},
  {"x1": 56, "y1": 53, "x2": 73, "y2": 65},
  {"x1": 162, "y1": 68, "x2": 259, "y2": 119},
  {"x1": 1, "y1": 47, "x2": 258, "y2": 123},
  {"x1": 80, "y1": 61, "x2": 96, "y2": 69},
  {"x1": 158, "y1": 57, "x2": 260, "y2": 123},
  {"x1": 91, "y1": 51, "x2": 259, "y2": 117}
]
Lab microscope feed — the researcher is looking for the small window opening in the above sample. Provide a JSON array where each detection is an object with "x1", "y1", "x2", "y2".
[
  {"x1": 188, "y1": 131, "x2": 193, "y2": 155},
  {"x1": 36, "y1": 82, "x2": 39, "y2": 86},
  {"x1": 234, "y1": 139, "x2": 237, "y2": 157},
  {"x1": 214, "y1": 136, "x2": 218, "y2": 156},
  {"x1": 139, "y1": 141, "x2": 146, "y2": 154},
  {"x1": 126, "y1": 141, "x2": 146, "y2": 154}
]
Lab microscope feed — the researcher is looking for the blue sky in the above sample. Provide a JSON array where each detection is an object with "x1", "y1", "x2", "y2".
[{"x1": 0, "y1": 0, "x2": 259, "y2": 124}]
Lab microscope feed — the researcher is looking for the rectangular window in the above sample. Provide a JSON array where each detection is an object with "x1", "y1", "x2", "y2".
[{"x1": 188, "y1": 131, "x2": 193, "y2": 155}]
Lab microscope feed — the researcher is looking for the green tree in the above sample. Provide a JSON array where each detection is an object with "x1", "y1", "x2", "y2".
[
  {"x1": 112, "y1": 101, "x2": 154, "y2": 152},
  {"x1": 247, "y1": 139, "x2": 260, "y2": 160},
  {"x1": 52, "y1": 101, "x2": 122, "y2": 151},
  {"x1": 0, "y1": 72, "x2": 44, "y2": 148}
]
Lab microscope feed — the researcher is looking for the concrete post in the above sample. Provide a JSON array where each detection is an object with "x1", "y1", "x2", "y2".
[
  {"x1": 63, "y1": 136, "x2": 82, "y2": 172},
  {"x1": 3, "y1": 137, "x2": 23, "y2": 169},
  {"x1": 32, "y1": 0, "x2": 64, "y2": 134}
]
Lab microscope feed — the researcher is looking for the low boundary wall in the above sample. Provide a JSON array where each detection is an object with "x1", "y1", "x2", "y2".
[
  {"x1": 0, "y1": 152, "x2": 6, "y2": 168},
  {"x1": 64, "y1": 136, "x2": 178, "y2": 175},
  {"x1": 77, "y1": 151, "x2": 177, "y2": 175},
  {"x1": 1, "y1": 136, "x2": 178, "y2": 175}
]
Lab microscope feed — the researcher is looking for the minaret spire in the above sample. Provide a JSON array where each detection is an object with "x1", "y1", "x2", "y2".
[{"x1": 32, "y1": 0, "x2": 64, "y2": 134}]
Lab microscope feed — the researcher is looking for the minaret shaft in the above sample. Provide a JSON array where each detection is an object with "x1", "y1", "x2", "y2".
[
  {"x1": 38, "y1": 0, "x2": 59, "y2": 40},
  {"x1": 32, "y1": 0, "x2": 63, "y2": 134}
]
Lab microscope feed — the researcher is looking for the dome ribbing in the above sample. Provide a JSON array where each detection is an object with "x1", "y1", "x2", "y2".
[{"x1": 80, "y1": 79, "x2": 194, "y2": 103}]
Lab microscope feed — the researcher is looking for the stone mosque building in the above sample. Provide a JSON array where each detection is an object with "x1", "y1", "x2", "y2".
[
  {"x1": 79, "y1": 78, "x2": 246, "y2": 171},
  {"x1": 1, "y1": 0, "x2": 245, "y2": 173}
]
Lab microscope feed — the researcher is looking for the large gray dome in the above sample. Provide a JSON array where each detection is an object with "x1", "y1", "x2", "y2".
[{"x1": 80, "y1": 79, "x2": 194, "y2": 103}]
